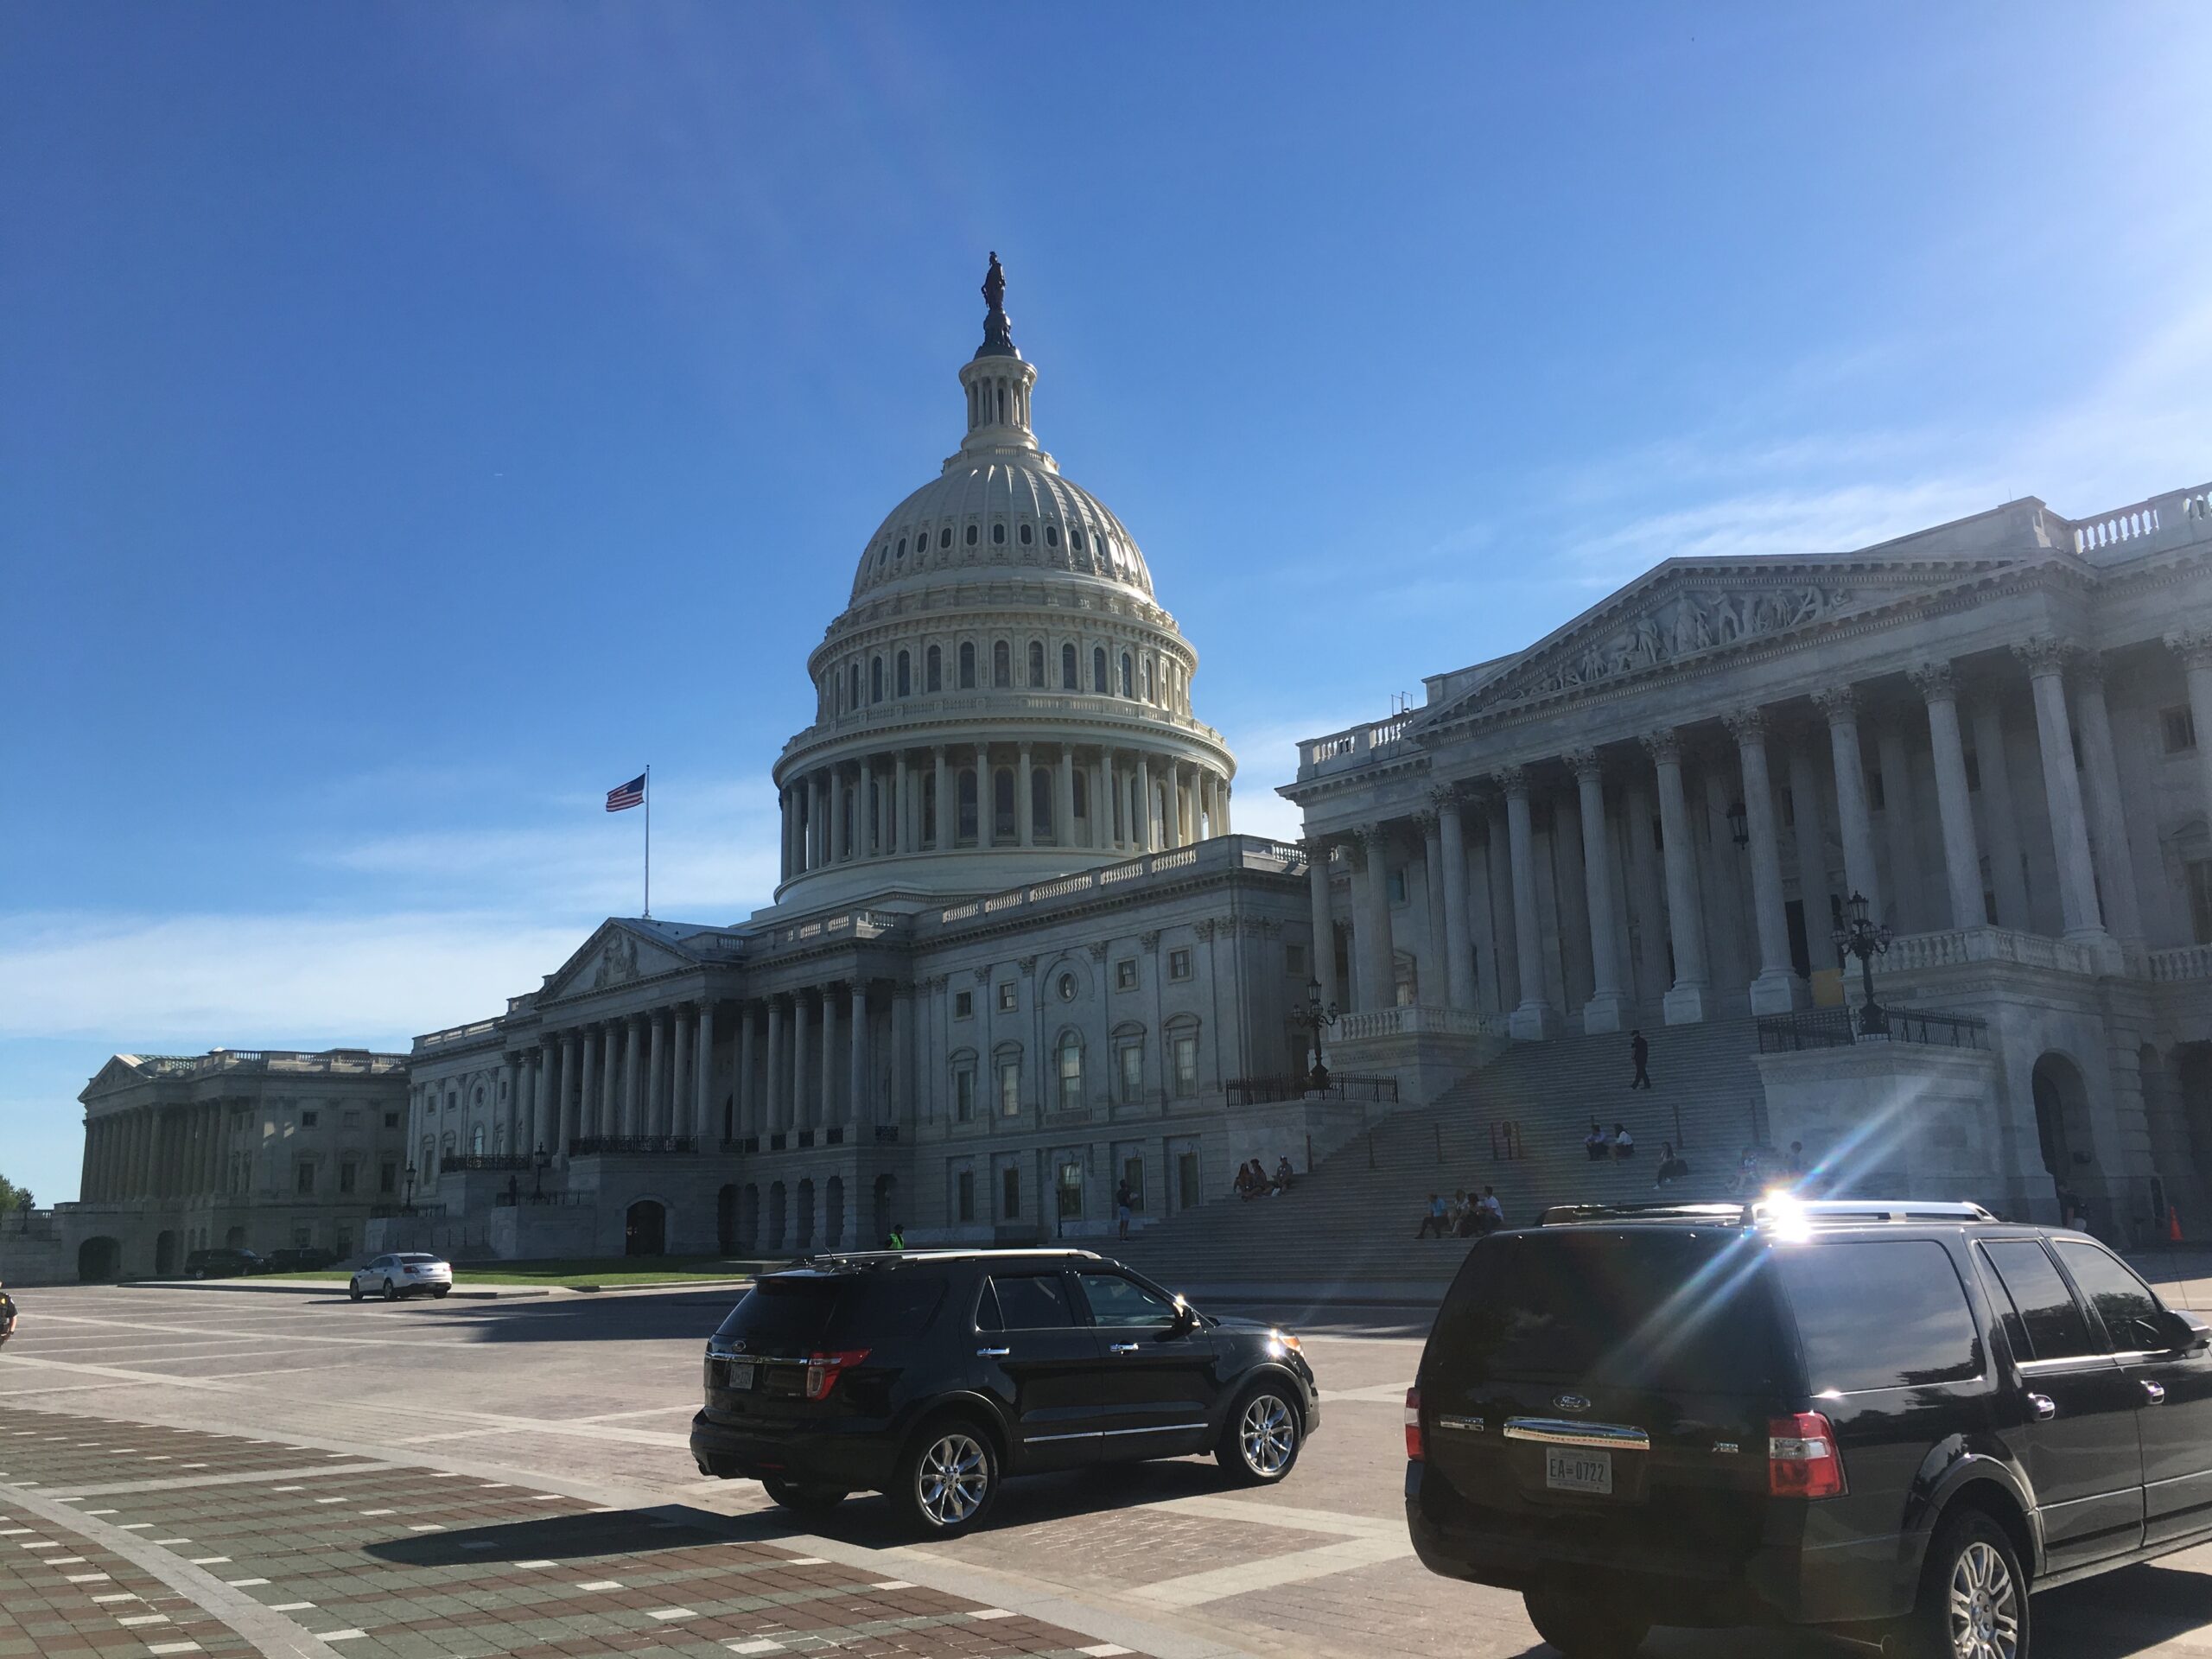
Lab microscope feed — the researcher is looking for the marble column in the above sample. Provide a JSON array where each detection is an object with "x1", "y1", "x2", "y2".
[
  {"x1": 1436, "y1": 792, "x2": 1476, "y2": 1012},
  {"x1": 578, "y1": 1030, "x2": 599, "y2": 1149},
  {"x1": 1484, "y1": 798, "x2": 1518, "y2": 1015},
  {"x1": 534, "y1": 1039, "x2": 554, "y2": 1155},
  {"x1": 849, "y1": 981, "x2": 869, "y2": 1128},
  {"x1": 779, "y1": 788, "x2": 793, "y2": 882},
  {"x1": 1057, "y1": 748, "x2": 1076, "y2": 848},
  {"x1": 1498, "y1": 766, "x2": 1554, "y2": 1039},
  {"x1": 1910, "y1": 662, "x2": 1988, "y2": 931},
  {"x1": 1419, "y1": 810, "x2": 1447, "y2": 1001},
  {"x1": 791, "y1": 992, "x2": 812, "y2": 1133},
  {"x1": 558, "y1": 1034, "x2": 577, "y2": 1155},
  {"x1": 1969, "y1": 696, "x2": 2031, "y2": 930},
  {"x1": 1875, "y1": 719, "x2": 1923, "y2": 931},
  {"x1": 2171, "y1": 629, "x2": 2212, "y2": 887},
  {"x1": 1785, "y1": 737, "x2": 1832, "y2": 950},
  {"x1": 622, "y1": 1016, "x2": 644, "y2": 1137},
  {"x1": 1135, "y1": 754, "x2": 1154, "y2": 852},
  {"x1": 1726, "y1": 709, "x2": 1801, "y2": 1013},
  {"x1": 819, "y1": 985, "x2": 839, "y2": 1129},
  {"x1": 1017, "y1": 743, "x2": 1035, "y2": 846},
  {"x1": 2016, "y1": 638, "x2": 2108, "y2": 943},
  {"x1": 2071, "y1": 655, "x2": 2141, "y2": 945},
  {"x1": 734, "y1": 1002, "x2": 754, "y2": 1140},
  {"x1": 893, "y1": 753, "x2": 910, "y2": 855},
  {"x1": 1566, "y1": 751, "x2": 1630, "y2": 1030},
  {"x1": 932, "y1": 747, "x2": 951, "y2": 850},
  {"x1": 1354, "y1": 823, "x2": 1397, "y2": 1012},
  {"x1": 671, "y1": 1011, "x2": 692, "y2": 1140},
  {"x1": 1305, "y1": 839, "x2": 1338, "y2": 1011},
  {"x1": 765, "y1": 999, "x2": 785, "y2": 1135},
  {"x1": 1644, "y1": 728, "x2": 1709, "y2": 1024},
  {"x1": 696, "y1": 1002, "x2": 716, "y2": 1144},
  {"x1": 646, "y1": 1014, "x2": 668, "y2": 1138},
  {"x1": 1815, "y1": 685, "x2": 1882, "y2": 921},
  {"x1": 808, "y1": 772, "x2": 826, "y2": 869},
  {"x1": 892, "y1": 988, "x2": 912, "y2": 1124}
]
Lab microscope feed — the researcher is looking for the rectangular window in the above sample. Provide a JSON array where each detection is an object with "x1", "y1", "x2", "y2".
[
  {"x1": 300, "y1": 1109, "x2": 319, "y2": 1128},
  {"x1": 2165, "y1": 706, "x2": 2198, "y2": 754},
  {"x1": 998, "y1": 1060, "x2": 1021, "y2": 1116},
  {"x1": 338, "y1": 1160, "x2": 358, "y2": 1195},
  {"x1": 295, "y1": 1161, "x2": 316, "y2": 1195},
  {"x1": 1057, "y1": 1161, "x2": 1084, "y2": 1220},
  {"x1": 1388, "y1": 868, "x2": 1408, "y2": 904},
  {"x1": 384, "y1": 1112, "x2": 399, "y2": 1130},
  {"x1": 954, "y1": 1069, "x2": 976, "y2": 1123},
  {"x1": 957, "y1": 1168, "x2": 976, "y2": 1223},
  {"x1": 1122, "y1": 1156, "x2": 1146, "y2": 1211},
  {"x1": 291, "y1": 1223, "x2": 312, "y2": 1249},
  {"x1": 997, "y1": 981, "x2": 1017, "y2": 1014},
  {"x1": 379, "y1": 1161, "x2": 397, "y2": 1195},
  {"x1": 2053, "y1": 1240, "x2": 2168, "y2": 1351},
  {"x1": 343, "y1": 1109, "x2": 360, "y2": 1128},
  {"x1": 1172, "y1": 1033, "x2": 1199, "y2": 1096},
  {"x1": 1167, "y1": 948, "x2": 1192, "y2": 982},
  {"x1": 1115, "y1": 958, "x2": 1138, "y2": 992},
  {"x1": 1776, "y1": 1241, "x2": 1980, "y2": 1391},
  {"x1": 1058, "y1": 1042, "x2": 1082, "y2": 1110},
  {"x1": 1980, "y1": 1240, "x2": 2097, "y2": 1360},
  {"x1": 954, "y1": 989, "x2": 974, "y2": 1019},
  {"x1": 1001, "y1": 1165, "x2": 1021, "y2": 1221},
  {"x1": 1286, "y1": 943, "x2": 1306, "y2": 977},
  {"x1": 1119, "y1": 1043, "x2": 1144, "y2": 1102}
]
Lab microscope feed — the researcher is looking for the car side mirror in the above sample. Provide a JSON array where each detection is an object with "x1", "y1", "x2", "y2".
[
  {"x1": 2164, "y1": 1308, "x2": 2211, "y2": 1354},
  {"x1": 1166, "y1": 1297, "x2": 1198, "y2": 1336}
]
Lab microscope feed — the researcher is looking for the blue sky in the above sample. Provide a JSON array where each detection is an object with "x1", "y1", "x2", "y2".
[{"x1": 4, "y1": 3, "x2": 2208, "y2": 1203}]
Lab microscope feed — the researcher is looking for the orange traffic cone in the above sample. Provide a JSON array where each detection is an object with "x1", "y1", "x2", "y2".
[{"x1": 2171, "y1": 1207, "x2": 2185, "y2": 1244}]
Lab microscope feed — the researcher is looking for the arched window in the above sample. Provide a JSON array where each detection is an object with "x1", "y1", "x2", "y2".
[
  {"x1": 939, "y1": 526, "x2": 952, "y2": 550},
  {"x1": 1061, "y1": 642, "x2": 1077, "y2": 689},
  {"x1": 1032, "y1": 767, "x2": 1053, "y2": 839},
  {"x1": 849, "y1": 663, "x2": 861, "y2": 710},
  {"x1": 959, "y1": 642, "x2": 976, "y2": 689},
  {"x1": 993, "y1": 640, "x2": 1011, "y2": 688},
  {"x1": 896, "y1": 650, "x2": 912, "y2": 697},
  {"x1": 957, "y1": 769, "x2": 979, "y2": 843},
  {"x1": 470, "y1": 1124, "x2": 486, "y2": 1155},
  {"x1": 994, "y1": 768, "x2": 1017, "y2": 842},
  {"x1": 1057, "y1": 1032, "x2": 1084, "y2": 1112},
  {"x1": 1141, "y1": 658, "x2": 1154, "y2": 702},
  {"x1": 992, "y1": 522, "x2": 1006, "y2": 545},
  {"x1": 965, "y1": 523, "x2": 979, "y2": 546},
  {"x1": 870, "y1": 656, "x2": 884, "y2": 703},
  {"x1": 1019, "y1": 521, "x2": 1033, "y2": 545},
  {"x1": 896, "y1": 536, "x2": 906, "y2": 558},
  {"x1": 1071, "y1": 529, "x2": 1086, "y2": 552},
  {"x1": 1027, "y1": 640, "x2": 1046, "y2": 686},
  {"x1": 1093, "y1": 645, "x2": 1109, "y2": 694},
  {"x1": 1120, "y1": 652, "x2": 1135, "y2": 698},
  {"x1": 1046, "y1": 524, "x2": 1059, "y2": 547},
  {"x1": 926, "y1": 644, "x2": 943, "y2": 692}
]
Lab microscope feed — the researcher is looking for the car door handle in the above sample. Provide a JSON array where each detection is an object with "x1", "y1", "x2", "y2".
[
  {"x1": 977, "y1": 1346, "x2": 1010, "y2": 1358},
  {"x1": 2143, "y1": 1380, "x2": 2168, "y2": 1405},
  {"x1": 1109, "y1": 1343, "x2": 1140, "y2": 1354},
  {"x1": 2027, "y1": 1393, "x2": 2056, "y2": 1420}
]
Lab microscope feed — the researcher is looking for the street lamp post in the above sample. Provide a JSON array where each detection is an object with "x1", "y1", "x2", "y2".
[
  {"x1": 1294, "y1": 977, "x2": 1339, "y2": 1093},
  {"x1": 402, "y1": 1163, "x2": 416, "y2": 1215},
  {"x1": 1830, "y1": 889, "x2": 1893, "y2": 1036},
  {"x1": 532, "y1": 1141, "x2": 549, "y2": 1202}
]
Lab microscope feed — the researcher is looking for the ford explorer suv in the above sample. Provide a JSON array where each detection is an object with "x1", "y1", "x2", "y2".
[
  {"x1": 690, "y1": 1249, "x2": 1319, "y2": 1536},
  {"x1": 1406, "y1": 1198, "x2": 2212, "y2": 1658}
]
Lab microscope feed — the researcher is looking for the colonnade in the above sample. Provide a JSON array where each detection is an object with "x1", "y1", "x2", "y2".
[
  {"x1": 1307, "y1": 639, "x2": 2142, "y2": 1033},
  {"x1": 779, "y1": 741, "x2": 1230, "y2": 881},
  {"x1": 81, "y1": 1102, "x2": 233, "y2": 1201}
]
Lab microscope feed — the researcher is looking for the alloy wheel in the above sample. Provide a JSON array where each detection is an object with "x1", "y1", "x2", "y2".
[
  {"x1": 1947, "y1": 1538, "x2": 2020, "y2": 1659},
  {"x1": 1239, "y1": 1394, "x2": 1295, "y2": 1478},
  {"x1": 915, "y1": 1432, "x2": 988, "y2": 1528}
]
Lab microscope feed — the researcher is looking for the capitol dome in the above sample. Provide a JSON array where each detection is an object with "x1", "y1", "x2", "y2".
[{"x1": 768, "y1": 254, "x2": 1236, "y2": 910}]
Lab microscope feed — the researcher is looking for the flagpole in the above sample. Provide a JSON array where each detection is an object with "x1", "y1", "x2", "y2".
[{"x1": 643, "y1": 765, "x2": 652, "y2": 918}]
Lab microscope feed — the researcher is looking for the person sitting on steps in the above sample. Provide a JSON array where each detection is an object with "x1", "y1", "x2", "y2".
[
  {"x1": 1585, "y1": 1122, "x2": 1610, "y2": 1161},
  {"x1": 1415, "y1": 1192, "x2": 1451, "y2": 1239}
]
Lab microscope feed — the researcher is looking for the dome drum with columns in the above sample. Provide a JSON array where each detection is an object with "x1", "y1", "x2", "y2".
[{"x1": 772, "y1": 255, "x2": 1236, "y2": 911}]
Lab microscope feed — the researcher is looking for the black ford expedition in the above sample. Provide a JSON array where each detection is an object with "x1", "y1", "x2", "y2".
[
  {"x1": 1408, "y1": 1199, "x2": 2212, "y2": 1658},
  {"x1": 691, "y1": 1248, "x2": 1319, "y2": 1536}
]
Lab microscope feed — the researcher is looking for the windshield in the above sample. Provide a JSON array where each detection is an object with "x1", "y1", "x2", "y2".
[
  {"x1": 715, "y1": 1271, "x2": 946, "y2": 1351},
  {"x1": 1433, "y1": 1230, "x2": 1789, "y2": 1392}
]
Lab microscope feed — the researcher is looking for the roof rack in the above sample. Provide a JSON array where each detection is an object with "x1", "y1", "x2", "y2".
[{"x1": 1535, "y1": 1198, "x2": 1999, "y2": 1229}]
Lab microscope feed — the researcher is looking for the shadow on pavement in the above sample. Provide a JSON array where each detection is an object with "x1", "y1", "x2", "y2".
[{"x1": 2035, "y1": 1559, "x2": 2212, "y2": 1656}]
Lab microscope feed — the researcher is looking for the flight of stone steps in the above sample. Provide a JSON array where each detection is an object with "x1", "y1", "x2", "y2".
[{"x1": 1111, "y1": 1014, "x2": 1773, "y2": 1299}]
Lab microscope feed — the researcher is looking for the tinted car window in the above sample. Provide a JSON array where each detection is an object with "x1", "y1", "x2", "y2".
[
  {"x1": 1980, "y1": 1241, "x2": 2098, "y2": 1360},
  {"x1": 1777, "y1": 1241, "x2": 1980, "y2": 1391},
  {"x1": 2054, "y1": 1241, "x2": 2166, "y2": 1352},
  {"x1": 986, "y1": 1274, "x2": 1074, "y2": 1330},
  {"x1": 715, "y1": 1272, "x2": 946, "y2": 1349},
  {"x1": 1433, "y1": 1230, "x2": 1788, "y2": 1391},
  {"x1": 1077, "y1": 1273, "x2": 1174, "y2": 1325}
]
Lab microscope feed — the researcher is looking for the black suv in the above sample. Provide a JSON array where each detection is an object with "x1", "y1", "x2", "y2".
[
  {"x1": 183, "y1": 1247, "x2": 266, "y2": 1279},
  {"x1": 1407, "y1": 1199, "x2": 2212, "y2": 1658},
  {"x1": 690, "y1": 1248, "x2": 1319, "y2": 1536}
]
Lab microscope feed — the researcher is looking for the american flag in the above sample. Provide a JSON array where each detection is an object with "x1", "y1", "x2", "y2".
[{"x1": 606, "y1": 772, "x2": 646, "y2": 812}]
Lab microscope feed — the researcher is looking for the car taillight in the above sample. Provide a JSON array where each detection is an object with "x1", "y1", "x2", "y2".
[
  {"x1": 1768, "y1": 1412, "x2": 1846, "y2": 1498},
  {"x1": 803, "y1": 1349, "x2": 870, "y2": 1402},
  {"x1": 1404, "y1": 1388, "x2": 1424, "y2": 1462}
]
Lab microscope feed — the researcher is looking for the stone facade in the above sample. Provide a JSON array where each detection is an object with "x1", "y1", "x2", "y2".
[
  {"x1": 49, "y1": 1048, "x2": 410, "y2": 1280},
  {"x1": 1287, "y1": 482, "x2": 2212, "y2": 1238}
]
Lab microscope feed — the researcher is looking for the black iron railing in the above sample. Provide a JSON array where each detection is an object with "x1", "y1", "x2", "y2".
[
  {"x1": 1225, "y1": 1074, "x2": 1400, "y2": 1107},
  {"x1": 1758, "y1": 1006, "x2": 1990, "y2": 1053},
  {"x1": 721, "y1": 1135, "x2": 762, "y2": 1155},
  {"x1": 566, "y1": 1135, "x2": 700, "y2": 1157},
  {"x1": 874, "y1": 1125, "x2": 900, "y2": 1143},
  {"x1": 439, "y1": 1154, "x2": 531, "y2": 1174}
]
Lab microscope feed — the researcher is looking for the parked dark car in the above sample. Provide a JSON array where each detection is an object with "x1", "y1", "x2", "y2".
[
  {"x1": 1406, "y1": 1198, "x2": 2212, "y2": 1657},
  {"x1": 183, "y1": 1247, "x2": 267, "y2": 1279},
  {"x1": 690, "y1": 1248, "x2": 1319, "y2": 1536},
  {"x1": 266, "y1": 1247, "x2": 340, "y2": 1273}
]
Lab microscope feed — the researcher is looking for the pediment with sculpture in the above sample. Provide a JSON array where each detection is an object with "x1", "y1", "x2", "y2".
[{"x1": 540, "y1": 922, "x2": 690, "y2": 1003}]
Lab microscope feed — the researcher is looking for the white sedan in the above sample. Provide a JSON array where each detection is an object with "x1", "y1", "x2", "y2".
[{"x1": 349, "y1": 1253, "x2": 454, "y2": 1302}]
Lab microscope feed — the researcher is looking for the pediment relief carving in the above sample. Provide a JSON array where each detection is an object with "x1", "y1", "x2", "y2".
[{"x1": 543, "y1": 925, "x2": 688, "y2": 1003}]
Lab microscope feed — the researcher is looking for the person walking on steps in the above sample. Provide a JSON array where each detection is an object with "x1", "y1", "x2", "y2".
[
  {"x1": 1115, "y1": 1178, "x2": 1135, "y2": 1242},
  {"x1": 1630, "y1": 1029, "x2": 1653, "y2": 1090}
]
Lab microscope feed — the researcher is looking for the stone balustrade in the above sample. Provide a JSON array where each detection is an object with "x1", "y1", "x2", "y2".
[
  {"x1": 1874, "y1": 925, "x2": 2111, "y2": 978},
  {"x1": 2145, "y1": 944, "x2": 2212, "y2": 982},
  {"x1": 2071, "y1": 482, "x2": 2212, "y2": 559},
  {"x1": 1337, "y1": 1003, "x2": 1503, "y2": 1043}
]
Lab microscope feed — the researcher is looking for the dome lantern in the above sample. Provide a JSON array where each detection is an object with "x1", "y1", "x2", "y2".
[{"x1": 955, "y1": 251, "x2": 1040, "y2": 466}]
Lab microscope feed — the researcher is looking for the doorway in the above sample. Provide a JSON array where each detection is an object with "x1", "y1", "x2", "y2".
[{"x1": 624, "y1": 1199, "x2": 667, "y2": 1257}]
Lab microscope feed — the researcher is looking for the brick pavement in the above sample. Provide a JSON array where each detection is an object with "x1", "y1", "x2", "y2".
[{"x1": 0, "y1": 1411, "x2": 1144, "y2": 1659}]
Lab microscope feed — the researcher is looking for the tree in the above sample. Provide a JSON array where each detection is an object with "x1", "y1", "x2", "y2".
[{"x1": 0, "y1": 1174, "x2": 31, "y2": 1214}]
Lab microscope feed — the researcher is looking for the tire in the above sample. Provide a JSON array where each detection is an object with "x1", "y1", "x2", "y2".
[
  {"x1": 1523, "y1": 1586, "x2": 1649, "y2": 1658},
  {"x1": 348, "y1": 1283, "x2": 362, "y2": 1303},
  {"x1": 191, "y1": 1268, "x2": 206, "y2": 1280},
  {"x1": 889, "y1": 1419, "x2": 999, "y2": 1539},
  {"x1": 1217, "y1": 1383, "x2": 1302, "y2": 1486},
  {"x1": 760, "y1": 1475, "x2": 849, "y2": 1519},
  {"x1": 1896, "y1": 1510, "x2": 2029, "y2": 1659},
  {"x1": 431, "y1": 1286, "x2": 450, "y2": 1299},
  {"x1": 382, "y1": 1278, "x2": 397, "y2": 1301}
]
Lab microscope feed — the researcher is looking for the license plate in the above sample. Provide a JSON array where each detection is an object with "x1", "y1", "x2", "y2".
[
  {"x1": 1545, "y1": 1448, "x2": 1612, "y2": 1494},
  {"x1": 726, "y1": 1361, "x2": 756, "y2": 1391}
]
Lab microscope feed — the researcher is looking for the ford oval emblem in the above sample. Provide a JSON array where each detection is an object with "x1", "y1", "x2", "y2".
[
  {"x1": 1554, "y1": 1393, "x2": 1592, "y2": 1414},
  {"x1": 727, "y1": 1339, "x2": 747, "y2": 1354}
]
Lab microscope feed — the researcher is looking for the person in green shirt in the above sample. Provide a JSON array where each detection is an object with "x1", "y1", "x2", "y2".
[{"x1": 885, "y1": 1224, "x2": 906, "y2": 1251}]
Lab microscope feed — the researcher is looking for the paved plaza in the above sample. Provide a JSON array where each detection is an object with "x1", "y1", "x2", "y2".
[{"x1": 4, "y1": 1284, "x2": 2212, "y2": 1659}]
